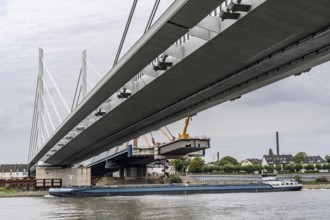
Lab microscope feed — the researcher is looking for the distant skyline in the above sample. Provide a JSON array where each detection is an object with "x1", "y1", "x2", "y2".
[{"x1": 0, "y1": 1, "x2": 329, "y2": 164}]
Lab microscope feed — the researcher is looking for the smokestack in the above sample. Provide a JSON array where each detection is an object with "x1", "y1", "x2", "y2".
[
  {"x1": 217, "y1": 152, "x2": 220, "y2": 162},
  {"x1": 276, "y1": 131, "x2": 279, "y2": 155}
]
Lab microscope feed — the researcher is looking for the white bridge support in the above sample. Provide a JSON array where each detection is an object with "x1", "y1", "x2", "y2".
[
  {"x1": 36, "y1": 166, "x2": 91, "y2": 187},
  {"x1": 29, "y1": 48, "x2": 94, "y2": 168},
  {"x1": 28, "y1": 49, "x2": 44, "y2": 162}
]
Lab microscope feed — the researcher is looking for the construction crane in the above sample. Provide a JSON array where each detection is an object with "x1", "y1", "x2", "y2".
[
  {"x1": 160, "y1": 128, "x2": 174, "y2": 142},
  {"x1": 133, "y1": 135, "x2": 152, "y2": 148},
  {"x1": 115, "y1": 116, "x2": 192, "y2": 152},
  {"x1": 133, "y1": 138, "x2": 138, "y2": 149},
  {"x1": 178, "y1": 117, "x2": 191, "y2": 139},
  {"x1": 150, "y1": 132, "x2": 156, "y2": 145},
  {"x1": 114, "y1": 134, "x2": 152, "y2": 153},
  {"x1": 114, "y1": 141, "x2": 130, "y2": 153},
  {"x1": 143, "y1": 134, "x2": 152, "y2": 147}
]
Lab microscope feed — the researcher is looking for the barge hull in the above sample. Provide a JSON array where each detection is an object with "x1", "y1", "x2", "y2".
[{"x1": 49, "y1": 184, "x2": 302, "y2": 197}]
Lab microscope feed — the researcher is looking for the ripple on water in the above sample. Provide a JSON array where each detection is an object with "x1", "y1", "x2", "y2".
[{"x1": 0, "y1": 190, "x2": 329, "y2": 220}]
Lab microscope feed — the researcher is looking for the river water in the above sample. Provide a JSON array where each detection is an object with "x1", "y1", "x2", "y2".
[{"x1": 0, "y1": 189, "x2": 329, "y2": 220}]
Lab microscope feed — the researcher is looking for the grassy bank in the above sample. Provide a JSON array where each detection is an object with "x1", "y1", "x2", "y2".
[
  {"x1": 0, "y1": 190, "x2": 49, "y2": 197},
  {"x1": 303, "y1": 184, "x2": 330, "y2": 189},
  {"x1": 0, "y1": 187, "x2": 20, "y2": 195},
  {"x1": 301, "y1": 181, "x2": 330, "y2": 189},
  {"x1": 0, "y1": 186, "x2": 48, "y2": 197}
]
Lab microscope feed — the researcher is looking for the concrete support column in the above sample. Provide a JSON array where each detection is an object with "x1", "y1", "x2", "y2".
[
  {"x1": 36, "y1": 166, "x2": 91, "y2": 186},
  {"x1": 119, "y1": 168, "x2": 125, "y2": 178},
  {"x1": 124, "y1": 165, "x2": 147, "y2": 180}
]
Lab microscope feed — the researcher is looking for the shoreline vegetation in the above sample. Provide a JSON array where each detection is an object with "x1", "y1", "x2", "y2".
[
  {"x1": 0, "y1": 184, "x2": 48, "y2": 197},
  {"x1": 0, "y1": 190, "x2": 48, "y2": 197},
  {"x1": 302, "y1": 183, "x2": 330, "y2": 190}
]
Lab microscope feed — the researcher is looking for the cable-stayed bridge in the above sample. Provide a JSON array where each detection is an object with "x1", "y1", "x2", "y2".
[{"x1": 28, "y1": 0, "x2": 330, "y2": 171}]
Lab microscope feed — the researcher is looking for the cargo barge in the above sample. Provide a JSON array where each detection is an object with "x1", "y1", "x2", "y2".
[{"x1": 49, "y1": 175, "x2": 302, "y2": 197}]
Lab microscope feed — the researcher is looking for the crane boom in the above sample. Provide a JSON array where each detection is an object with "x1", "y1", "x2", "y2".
[
  {"x1": 133, "y1": 138, "x2": 138, "y2": 149},
  {"x1": 143, "y1": 134, "x2": 151, "y2": 147},
  {"x1": 179, "y1": 117, "x2": 190, "y2": 139},
  {"x1": 160, "y1": 128, "x2": 174, "y2": 142}
]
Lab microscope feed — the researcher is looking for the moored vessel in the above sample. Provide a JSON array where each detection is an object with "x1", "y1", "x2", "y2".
[
  {"x1": 261, "y1": 174, "x2": 302, "y2": 190},
  {"x1": 49, "y1": 174, "x2": 302, "y2": 197}
]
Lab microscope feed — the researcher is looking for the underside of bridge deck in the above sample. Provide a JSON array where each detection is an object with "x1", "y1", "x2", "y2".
[{"x1": 31, "y1": 0, "x2": 330, "y2": 166}]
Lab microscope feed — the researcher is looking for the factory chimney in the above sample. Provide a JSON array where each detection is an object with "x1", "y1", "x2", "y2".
[{"x1": 276, "y1": 131, "x2": 279, "y2": 155}]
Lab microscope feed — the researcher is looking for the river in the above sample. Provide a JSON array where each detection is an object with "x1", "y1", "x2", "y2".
[{"x1": 0, "y1": 189, "x2": 329, "y2": 219}]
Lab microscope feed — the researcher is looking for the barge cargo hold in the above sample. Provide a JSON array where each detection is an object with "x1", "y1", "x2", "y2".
[{"x1": 49, "y1": 182, "x2": 302, "y2": 197}]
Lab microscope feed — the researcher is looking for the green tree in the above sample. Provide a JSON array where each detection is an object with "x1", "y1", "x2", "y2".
[
  {"x1": 169, "y1": 175, "x2": 182, "y2": 183},
  {"x1": 214, "y1": 166, "x2": 224, "y2": 172},
  {"x1": 170, "y1": 159, "x2": 191, "y2": 172},
  {"x1": 268, "y1": 148, "x2": 274, "y2": 156},
  {"x1": 275, "y1": 164, "x2": 282, "y2": 172},
  {"x1": 293, "y1": 175, "x2": 302, "y2": 183},
  {"x1": 315, "y1": 177, "x2": 328, "y2": 183},
  {"x1": 208, "y1": 165, "x2": 216, "y2": 172},
  {"x1": 233, "y1": 165, "x2": 242, "y2": 173},
  {"x1": 263, "y1": 165, "x2": 274, "y2": 173},
  {"x1": 218, "y1": 156, "x2": 238, "y2": 166},
  {"x1": 304, "y1": 164, "x2": 315, "y2": 171},
  {"x1": 295, "y1": 163, "x2": 303, "y2": 172},
  {"x1": 252, "y1": 164, "x2": 263, "y2": 173},
  {"x1": 243, "y1": 165, "x2": 254, "y2": 174},
  {"x1": 201, "y1": 165, "x2": 212, "y2": 173},
  {"x1": 284, "y1": 164, "x2": 295, "y2": 172},
  {"x1": 293, "y1": 152, "x2": 307, "y2": 164},
  {"x1": 223, "y1": 164, "x2": 235, "y2": 173},
  {"x1": 243, "y1": 164, "x2": 262, "y2": 174},
  {"x1": 188, "y1": 157, "x2": 205, "y2": 172},
  {"x1": 170, "y1": 159, "x2": 183, "y2": 172},
  {"x1": 322, "y1": 163, "x2": 330, "y2": 170},
  {"x1": 184, "y1": 158, "x2": 191, "y2": 169},
  {"x1": 325, "y1": 155, "x2": 330, "y2": 163},
  {"x1": 315, "y1": 164, "x2": 322, "y2": 171}
]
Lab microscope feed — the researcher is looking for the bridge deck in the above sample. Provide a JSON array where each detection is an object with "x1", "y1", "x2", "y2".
[
  {"x1": 30, "y1": 0, "x2": 223, "y2": 166},
  {"x1": 32, "y1": 0, "x2": 330, "y2": 166}
]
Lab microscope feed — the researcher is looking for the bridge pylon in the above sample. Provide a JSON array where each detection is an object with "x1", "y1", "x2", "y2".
[{"x1": 28, "y1": 48, "x2": 45, "y2": 163}]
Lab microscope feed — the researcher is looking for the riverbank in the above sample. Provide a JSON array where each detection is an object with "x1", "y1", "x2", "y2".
[
  {"x1": 302, "y1": 183, "x2": 330, "y2": 189},
  {"x1": 0, "y1": 191, "x2": 49, "y2": 198}
]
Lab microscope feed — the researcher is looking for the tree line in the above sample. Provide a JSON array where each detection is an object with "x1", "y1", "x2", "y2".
[{"x1": 171, "y1": 154, "x2": 330, "y2": 174}]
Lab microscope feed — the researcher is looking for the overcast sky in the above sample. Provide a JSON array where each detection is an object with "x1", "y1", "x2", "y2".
[{"x1": 0, "y1": 0, "x2": 329, "y2": 164}]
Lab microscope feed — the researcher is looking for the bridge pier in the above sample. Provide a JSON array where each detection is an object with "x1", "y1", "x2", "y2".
[
  {"x1": 36, "y1": 166, "x2": 91, "y2": 186},
  {"x1": 91, "y1": 164, "x2": 148, "y2": 185},
  {"x1": 119, "y1": 168, "x2": 125, "y2": 179},
  {"x1": 124, "y1": 165, "x2": 147, "y2": 180}
]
